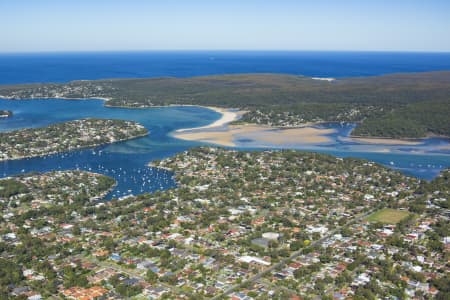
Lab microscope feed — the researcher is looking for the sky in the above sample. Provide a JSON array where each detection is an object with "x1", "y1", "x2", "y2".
[{"x1": 1, "y1": 0, "x2": 450, "y2": 52}]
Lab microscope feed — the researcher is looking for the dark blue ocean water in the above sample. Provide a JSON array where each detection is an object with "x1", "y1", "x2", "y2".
[{"x1": 1, "y1": 51, "x2": 450, "y2": 84}]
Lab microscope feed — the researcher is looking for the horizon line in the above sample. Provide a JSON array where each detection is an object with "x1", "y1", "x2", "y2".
[{"x1": 1, "y1": 49, "x2": 450, "y2": 55}]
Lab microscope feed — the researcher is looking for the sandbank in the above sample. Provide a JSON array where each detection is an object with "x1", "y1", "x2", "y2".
[
  {"x1": 243, "y1": 126, "x2": 335, "y2": 145},
  {"x1": 173, "y1": 120, "x2": 336, "y2": 147},
  {"x1": 173, "y1": 106, "x2": 431, "y2": 148},
  {"x1": 176, "y1": 106, "x2": 244, "y2": 133},
  {"x1": 435, "y1": 144, "x2": 450, "y2": 151},
  {"x1": 350, "y1": 137, "x2": 422, "y2": 146}
]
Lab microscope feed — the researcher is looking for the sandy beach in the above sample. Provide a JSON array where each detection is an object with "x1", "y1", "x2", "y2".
[
  {"x1": 172, "y1": 106, "x2": 243, "y2": 146},
  {"x1": 239, "y1": 125, "x2": 335, "y2": 145},
  {"x1": 436, "y1": 144, "x2": 450, "y2": 151},
  {"x1": 175, "y1": 106, "x2": 244, "y2": 133},
  {"x1": 174, "y1": 128, "x2": 237, "y2": 146},
  {"x1": 173, "y1": 106, "x2": 446, "y2": 149},
  {"x1": 173, "y1": 107, "x2": 336, "y2": 147},
  {"x1": 174, "y1": 124, "x2": 336, "y2": 147},
  {"x1": 350, "y1": 137, "x2": 423, "y2": 146}
]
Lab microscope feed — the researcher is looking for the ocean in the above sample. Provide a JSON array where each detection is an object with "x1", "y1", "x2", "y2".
[{"x1": 1, "y1": 51, "x2": 450, "y2": 84}]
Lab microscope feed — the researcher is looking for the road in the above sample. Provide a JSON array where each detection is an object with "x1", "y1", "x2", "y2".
[
  {"x1": 212, "y1": 209, "x2": 375, "y2": 299},
  {"x1": 78, "y1": 255, "x2": 197, "y2": 297}
]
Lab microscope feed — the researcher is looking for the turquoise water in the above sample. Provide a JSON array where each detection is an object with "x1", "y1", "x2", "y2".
[
  {"x1": 234, "y1": 122, "x2": 450, "y2": 180},
  {"x1": 0, "y1": 99, "x2": 219, "y2": 199},
  {"x1": 1, "y1": 51, "x2": 450, "y2": 198},
  {"x1": 0, "y1": 99, "x2": 449, "y2": 199}
]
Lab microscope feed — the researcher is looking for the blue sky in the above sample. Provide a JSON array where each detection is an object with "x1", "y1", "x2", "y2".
[{"x1": 1, "y1": 0, "x2": 450, "y2": 52}]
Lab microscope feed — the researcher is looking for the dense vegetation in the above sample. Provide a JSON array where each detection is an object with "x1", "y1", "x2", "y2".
[
  {"x1": 0, "y1": 179, "x2": 29, "y2": 198},
  {"x1": 0, "y1": 258, "x2": 23, "y2": 296},
  {"x1": 352, "y1": 100, "x2": 450, "y2": 138},
  {"x1": 0, "y1": 71, "x2": 449, "y2": 138},
  {"x1": 0, "y1": 148, "x2": 449, "y2": 298},
  {"x1": 417, "y1": 169, "x2": 450, "y2": 209},
  {"x1": 0, "y1": 170, "x2": 116, "y2": 210},
  {"x1": 0, "y1": 118, "x2": 148, "y2": 161},
  {"x1": 0, "y1": 171, "x2": 116, "y2": 298}
]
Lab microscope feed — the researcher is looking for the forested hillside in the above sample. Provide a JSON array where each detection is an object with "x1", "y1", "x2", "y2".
[{"x1": 1, "y1": 71, "x2": 449, "y2": 138}]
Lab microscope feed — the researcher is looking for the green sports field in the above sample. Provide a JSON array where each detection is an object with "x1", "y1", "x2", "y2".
[{"x1": 367, "y1": 208, "x2": 411, "y2": 224}]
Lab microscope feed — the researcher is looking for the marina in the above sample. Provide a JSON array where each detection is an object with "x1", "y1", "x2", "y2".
[{"x1": 1, "y1": 98, "x2": 450, "y2": 200}]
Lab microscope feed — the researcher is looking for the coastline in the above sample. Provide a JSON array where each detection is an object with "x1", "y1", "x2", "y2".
[
  {"x1": 2, "y1": 97, "x2": 448, "y2": 146},
  {"x1": 0, "y1": 95, "x2": 111, "y2": 101},
  {"x1": 0, "y1": 131, "x2": 149, "y2": 163},
  {"x1": 171, "y1": 108, "x2": 448, "y2": 149},
  {"x1": 348, "y1": 136, "x2": 423, "y2": 146},
  {"x1": 171, "y1": 106, "x2": 244, "y2": 147},
  {"x1": 175, "y1": 106, "x2": 245, "y2": 132},
  {"x1": 172, "y1": 107, "x2": 337, "y2": 147}
]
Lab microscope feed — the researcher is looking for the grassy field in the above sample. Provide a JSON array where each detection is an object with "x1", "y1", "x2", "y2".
[{"x1": 367, "y1": 208, "x2": 411, "y2": 224}]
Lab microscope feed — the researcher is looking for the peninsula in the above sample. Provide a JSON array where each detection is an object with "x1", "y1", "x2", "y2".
[
  {"x1": 0, "y1": 170, "x2": 116, "y2": 206},
  {"x1": 172, "y1": 107, "x2": 336, "y2": 147},
  {"x1": 172, "y1": 107, "x2": 422, "y2": 148},
  {"x1": 1, "y1": 147, "x2": 448, "y2": 299},
  {"x1": 0, "y1": 118, "x2": 148, "y2": 161},
  {"x1": 0, "y1": 71, "x2": 449, "y2": 139}
]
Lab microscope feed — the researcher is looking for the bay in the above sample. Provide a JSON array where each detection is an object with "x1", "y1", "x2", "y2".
[
  {"x1": 1, "y1": 51, "x2": 450, "y2": 198},
  {"x1": 0, "y1": 99, "x2": 218, "y2": 199},
  {"x1": 0, "y1": 99, "x2": 449, "y2": 200}
]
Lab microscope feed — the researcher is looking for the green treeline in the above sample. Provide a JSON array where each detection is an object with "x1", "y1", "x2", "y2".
[
  {"x1": 0, "y1": 179, "x2": 29, "y2": 198},
  {"x1": 1, "y1": 72, "x2": 449, "y2": 138},
  {"x1": 353, "y1": 100, "x2": 450, "y2": 138},
  {"x1": 0, "y1": 118, "x2": 148, "y2": 161}
]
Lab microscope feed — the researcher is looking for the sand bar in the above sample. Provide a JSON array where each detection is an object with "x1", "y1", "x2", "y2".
[
  {"x1": 435, "y1": 144, "x2": 450, "y2": 151},
  {"x1": 173, "y1": 107, "x2": 336, "y2": 147},
  {"x1": 241, "y1": 126, "x2": 335, "y2": 145},
  {"x1": 176, "y1": 106, "x2": 244, "y2": 132},
  {"x1": 174, "y1": 129, "x2": 237, "y2": 147},
  {"x1": 350, "y1": 137, "x2": 422, "y2": 146}
]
